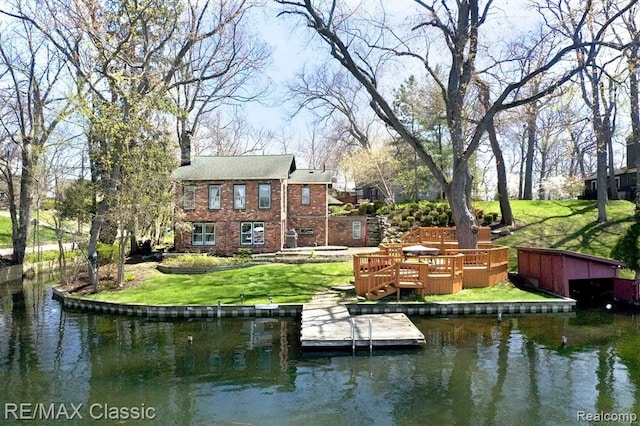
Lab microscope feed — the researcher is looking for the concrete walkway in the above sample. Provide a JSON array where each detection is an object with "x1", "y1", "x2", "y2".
[{"x1": 0, "y1": 243, "x2": 76, "y2": 257}]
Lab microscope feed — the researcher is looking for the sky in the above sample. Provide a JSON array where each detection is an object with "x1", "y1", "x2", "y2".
[{"x1": 243, "y1": 0, "x2": 543, "y2": 156}]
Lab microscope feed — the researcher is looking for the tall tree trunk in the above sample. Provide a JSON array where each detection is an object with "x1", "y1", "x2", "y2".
[
  {"x1": 487, "y1": 118, "x2": 514, "y2": 225},
  {"x1": 523, "y1": 103, "x2": 538, "y2": 200},
  {"x1": 629, "y1": 43, "x2": 640, "y2": 211},
  {"x1": 589, "y1": 70, "x2": 608, "y2": 222},
  {"x1": 447, "y1": 173, "x2": 478, "y2": 249},
  {"x1": 538, "y1": 147, "x2": 547, "y2": 200},
  {"x1": 602, "y1": 81, "x2": 619, "y2": 201},
  {"x1": 13, "y1": 139, "x2": 35, "y2": 265}
]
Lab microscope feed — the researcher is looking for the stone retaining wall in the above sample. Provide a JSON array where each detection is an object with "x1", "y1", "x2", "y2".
[
  {"x1": 0, "y1": 258, "x2": 84, "y2": 284},
  {"x1": 347, "y1": 300, "x2": 575, "y2": 316},
  {"x1": 52, "y1": 287, "x2": 301, "y2": 318},
  {"x1": 52, "y1": 286, "x2": 575, "y2": 319}
]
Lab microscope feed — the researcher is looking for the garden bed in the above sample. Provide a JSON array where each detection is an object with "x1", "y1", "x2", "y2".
[{"x1": 156, "y1": 262, "x2": 255, "y2": 274}]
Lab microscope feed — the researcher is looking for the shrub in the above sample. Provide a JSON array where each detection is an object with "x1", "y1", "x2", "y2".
[
  {"x1": 377, "y1": 205, "x2": 393, "y2": 215},
  {"x1": 163, "y1": 254, "x2": 228, "y2": 268},
  {"x1": 421, "y1": 215, "x2": 433, "y2": 226},
  {"x1": 97, "y1": 242, "x2": 117, "y2": 267},
  {"x1": 358, "y1": 202, "x2": 375, "y2": 215},
  {"x1": 344, "y1": 202, "x2": 354, "y2": 212},
  {"x1": 233, "y1": 248, "x2": 253, "y2": 263},
  {"x1": 406, "y1": 216, "x2": 415, "y2": 225},
  {"x1": 482, "y1": 214, "x2": 494, "y2": 225}
]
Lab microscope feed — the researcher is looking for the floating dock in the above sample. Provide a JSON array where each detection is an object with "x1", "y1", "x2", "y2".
[{"x1": 300, "y1": 304, "x2": 425, "y2": 349}]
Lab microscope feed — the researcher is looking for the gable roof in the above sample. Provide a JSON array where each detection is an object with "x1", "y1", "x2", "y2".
[
  {"x1": 584, "y1": 167, "x2": 638, "y2": 181},
  {"x1": 289, "y1": 169, "x2": 333, "y2": 184},
  {"x1": 171, "y1": 155, "x2": 296, "y2": 181}
]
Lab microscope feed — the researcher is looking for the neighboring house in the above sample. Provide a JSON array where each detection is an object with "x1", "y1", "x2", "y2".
[
  {"x1": 583, "y1": 142, "x2": 638, "y2": 201},
  {"x1": 171, "y1": 155, "x2": 335, "y2": 255}
]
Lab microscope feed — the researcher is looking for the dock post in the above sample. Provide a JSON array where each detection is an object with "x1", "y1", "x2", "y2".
[
  {"x1": 369, "y1": 317, "x2": 373, "y2": 353},
  {"x1": 217, "y1": 300, "x2": 221, "y2": 318},
  {"x1": 351, "y1": 317, "x2": 356, "y2": 354}
]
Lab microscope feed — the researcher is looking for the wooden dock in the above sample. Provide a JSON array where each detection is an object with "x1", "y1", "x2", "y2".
[{"x1": 300, "y1": 304, "x2": 425, "y2": 349}]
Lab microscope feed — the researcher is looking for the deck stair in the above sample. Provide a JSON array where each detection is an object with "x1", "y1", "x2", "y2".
[{"x1": 364, "y1": 264, "x2": 398, "y2": 300}]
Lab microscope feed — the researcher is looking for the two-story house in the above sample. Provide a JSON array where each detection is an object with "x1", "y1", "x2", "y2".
[{"x1": 171, "y1": 154, "x2": 334, "y2": 255}]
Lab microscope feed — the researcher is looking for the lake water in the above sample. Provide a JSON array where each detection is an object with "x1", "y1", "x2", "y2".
[{"x1": 2, "y1": 277, "x2": 640, "y2": 425}]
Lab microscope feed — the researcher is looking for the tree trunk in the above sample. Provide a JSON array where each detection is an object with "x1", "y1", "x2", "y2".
[
  {"x1": 523, "y1": 103, "x2": 538, "y2": 200},
  {"x1": 487, "y1": 120, "x2": 514, "y2": 225},
  {"x1": 13, "y1": 139, "x2": 35, "y2": 265},
  {"x1": 628, "y1": 43, "x2": 640, "y2": 211},
  {"x1": 447, "y1": 172, "x2": 478, "y2": 249},
  {"x1": 588, "y1": 70, "x2": 608, "y2": 222}
]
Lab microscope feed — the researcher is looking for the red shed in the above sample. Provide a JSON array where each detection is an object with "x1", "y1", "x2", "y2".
[{"x1": 516, "y1": 247, "x2": 628, "y2": 300}]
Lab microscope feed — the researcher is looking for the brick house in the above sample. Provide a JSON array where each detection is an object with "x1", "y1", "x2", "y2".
[{"x1": 171, "y1": 155, "x2": 336, "y2": 255}]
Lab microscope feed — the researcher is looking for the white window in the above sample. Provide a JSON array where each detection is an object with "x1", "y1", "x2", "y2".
[
  {"x1": 590, "y1": 181, "x2": 597, "y2": 191},
  {"x1": 301, "y1": 186, "x2": 310, "y2": 205},
  {"x1": 615, "y1": 177, "x2": 620, "y2": 189},
  {"x1": 208, "y1": 185, "x2": 221, "y2": 209},
  {"x1": 258, "y1": 183, "x2": 271, "y2": 209},
  {"x1": 241, "y1": 222, "x2": 265, "y2": 245},
  {"x1": 183, "y1": 185, "x2": 196, "y2": 210},
  {"x1": 352, "y1": 221, "x2": 362, "y2": 239},
  {"x1": 234, "y1": 184, "x2": 246, "y2": 209},
  {"x1": 192, "y1": 223, "x2": 216, "y2": 246}
]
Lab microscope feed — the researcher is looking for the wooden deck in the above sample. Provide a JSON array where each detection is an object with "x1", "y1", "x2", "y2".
[
  {"x1": 300, "y1": 304, "x2": 425, "y2": 349},
  {"x1": 353, "y1": 227, "x2": 509, "y2": 300}
]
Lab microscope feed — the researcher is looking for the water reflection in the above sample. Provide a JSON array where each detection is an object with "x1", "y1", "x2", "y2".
[{"x1": 1, "y1": 278, "x2": 640, "y2": 425}]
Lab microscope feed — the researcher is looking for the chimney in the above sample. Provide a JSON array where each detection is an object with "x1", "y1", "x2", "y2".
[{"x1": 181, "y1": 130, "x2": 192, "y2": 167}]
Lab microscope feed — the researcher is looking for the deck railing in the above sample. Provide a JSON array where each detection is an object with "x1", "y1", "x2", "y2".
[
  {"x1": 353, "y1": 253, "x2": 465, "y2": 299},
  {"x1": 400, "y1": 226, "x2": 492, "y2": 251},
  {"x1": 444, "y1": 246, "x2": 509, "y2": 288}
]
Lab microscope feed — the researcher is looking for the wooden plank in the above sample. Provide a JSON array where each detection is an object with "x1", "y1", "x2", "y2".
[{"x1": 300, "y1": 304, "x2": 425, "y2": 348}]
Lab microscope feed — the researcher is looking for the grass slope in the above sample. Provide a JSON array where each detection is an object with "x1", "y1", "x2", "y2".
[
  {"x1": 87, "y1": 262, "x2": 354, "y2": 305},
  {"x1": 0, "y1": 211, "x2": 76, "y2": 248},
  {"x1": 476, "y1": 200, "x2": 635, "y2": 268}
]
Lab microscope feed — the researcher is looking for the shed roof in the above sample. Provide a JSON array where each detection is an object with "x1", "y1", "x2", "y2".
[
  {"x1": 516, "y1": 247, "x2": 625, "y2": 268},
  {"x1": 171, "y1": 155, "x2": 296, "y2": 181}
]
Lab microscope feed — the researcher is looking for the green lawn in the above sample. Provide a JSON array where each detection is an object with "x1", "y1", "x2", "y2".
[
  {"x1": 424, "y1": 281, "x2": 560, "y2": 302},
  {"x1": 0, "y1": 211, "x2": 77, "y2": 248},
  {"x1": 475, "y1": 200, "x2": 635, "y2": 269},
  {"x1": 87, "y1": 262, "x2": 354, "y2": 305}
]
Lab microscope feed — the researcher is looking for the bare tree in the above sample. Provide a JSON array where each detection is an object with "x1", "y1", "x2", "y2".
[
  {"x1": 275, "y1": 0, "x2": 635, "y2": 247},
  {"x1": 193, "y1": 110, "x2": 272, "y2": 156},
  {"x1": 171, "y1": 1, "x2": 271, "y2": 166},
  {"x1": 0, "y1": 18, "x2": 73, "y2": 265},
  {"x1": 1, "y1": 0, "x2": 269, "y2": 289}
]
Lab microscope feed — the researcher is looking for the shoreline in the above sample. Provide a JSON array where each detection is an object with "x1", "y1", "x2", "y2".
[{"x1": 51, "y1": 286, "x2": 576, "y2": 319}]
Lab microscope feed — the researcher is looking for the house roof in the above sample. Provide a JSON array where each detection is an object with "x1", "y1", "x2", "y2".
[
  {"x1": 328, "y1": 195, "x2": 343, "y2": 205},
  {"x1": 289, "y1": 169, "x2": 333, "y2": 184},
  {"x1": 584, "y1": 167, "x2": 638, "y2": 181},
  {"x1": 171, "y1": 155, "x2": 296, "y2": 181}
]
